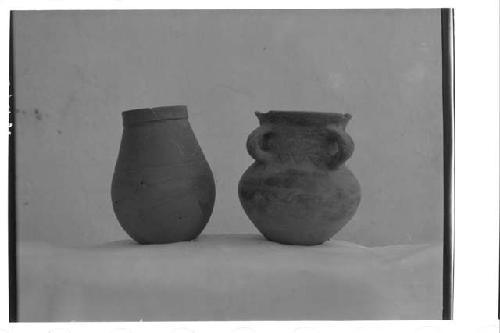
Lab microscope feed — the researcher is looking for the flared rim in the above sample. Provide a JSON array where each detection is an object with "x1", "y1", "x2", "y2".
[{"x1": 256, "y1": 110, "x2": 351, "y2": 126}]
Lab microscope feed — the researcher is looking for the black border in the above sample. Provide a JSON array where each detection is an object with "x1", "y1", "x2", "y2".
[
  {"x1": 9, "y1": 11, "x2": 18, "y2": 322},
  {"x1": 441, "y1": 8, "x2": 454, "y2": 320}
]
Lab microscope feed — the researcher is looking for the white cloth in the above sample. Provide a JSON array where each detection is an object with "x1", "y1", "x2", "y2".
[{"x1": 18, "y1": 234, "x2": 443, "y2": 321}]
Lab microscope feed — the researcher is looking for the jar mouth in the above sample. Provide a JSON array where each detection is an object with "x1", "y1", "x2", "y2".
[
  {"x1": 122, "y1": 105, "x2": 188, "y2": 124},
  {"x1": 256, "y1": 110, "x2": 351, "y2": 127}
]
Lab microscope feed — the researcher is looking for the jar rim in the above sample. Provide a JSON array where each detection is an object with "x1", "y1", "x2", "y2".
[
  {"x1": 256, "y1": 110, "x2": 351, "y2": 126},
  {"x1": 122, "y1": 105, "x2": 188, "y2": 124}
]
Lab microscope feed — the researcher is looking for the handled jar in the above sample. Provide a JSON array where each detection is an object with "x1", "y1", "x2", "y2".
[{"x1": 238, "y1": 111, "x2": 361, "y2": 245}]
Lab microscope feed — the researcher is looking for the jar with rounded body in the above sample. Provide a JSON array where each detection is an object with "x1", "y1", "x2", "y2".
[
  {"x1": 238, "y1": 111, "x2": 361, "y2": 245},
  {"x1": 111, "y1": 106, "x2": 216, "y2": 244}
]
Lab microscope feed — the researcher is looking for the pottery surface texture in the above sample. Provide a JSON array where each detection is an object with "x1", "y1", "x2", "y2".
[
  {"x1": 238, "y1": 111, "x2": 361, "y2": 245},
  {"x1": 111, "y1": 106, "x2": 216, "y2": 244}
]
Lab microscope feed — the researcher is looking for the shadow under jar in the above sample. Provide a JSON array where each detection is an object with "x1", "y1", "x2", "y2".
[
  {"x1": 238, "y1": 111, "x2": 361, "y2": 245},
  {"x1": 111, "y1": 106, "x2": 216, "y2": 244}
]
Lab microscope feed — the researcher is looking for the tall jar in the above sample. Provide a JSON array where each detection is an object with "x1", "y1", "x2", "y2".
[
  {"x1": 111, "y1": 106, "x2": 216, "y2": 244},
  {"x1": 238, "y1": 111, "x2": 361, "y2": 245}
]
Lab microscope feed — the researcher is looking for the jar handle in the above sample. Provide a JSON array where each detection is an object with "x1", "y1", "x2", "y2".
[
  {"x1": 247, "y1": 124, "x2": 274, "y2": 163},
  {"x1": 326, "y1": 124, "x2": 354, "y2": 169}
]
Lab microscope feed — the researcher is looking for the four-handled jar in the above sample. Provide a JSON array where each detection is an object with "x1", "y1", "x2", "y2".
[
  {"x1": 111, "y1": 106, "x2": 216, "y2": 244},
  {"x1": 238, "y1": 111, "x2": 361, "y2": 245}
]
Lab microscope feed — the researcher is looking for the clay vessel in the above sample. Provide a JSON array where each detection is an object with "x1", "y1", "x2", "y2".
[
  {"x1": 238, "y1": 111, "x2": 361, "y2": 245},
  {"x1": 111, "y1": 106, "x2": 216, "y2": 244}
]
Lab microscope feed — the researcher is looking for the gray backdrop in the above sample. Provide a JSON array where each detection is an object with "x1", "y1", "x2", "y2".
[{"x1": 14, "y1": 9, "x2": 444, "y2": 247}]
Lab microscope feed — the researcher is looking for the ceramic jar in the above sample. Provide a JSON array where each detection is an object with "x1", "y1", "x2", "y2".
[
  {"x1": 111, "y1": 106, "x2": 216, "y2": 244},
  {"x1": 238, "y1": 111, "x2": 361, "y2": 245}
]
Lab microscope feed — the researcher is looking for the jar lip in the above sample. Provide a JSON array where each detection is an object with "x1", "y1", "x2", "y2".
[
  {"x1": 256, "y1": 110, "x2": 351, "y2": 126},
  {"x1": 122, "y1": 105, "x2": 188, "y2": 124}
]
